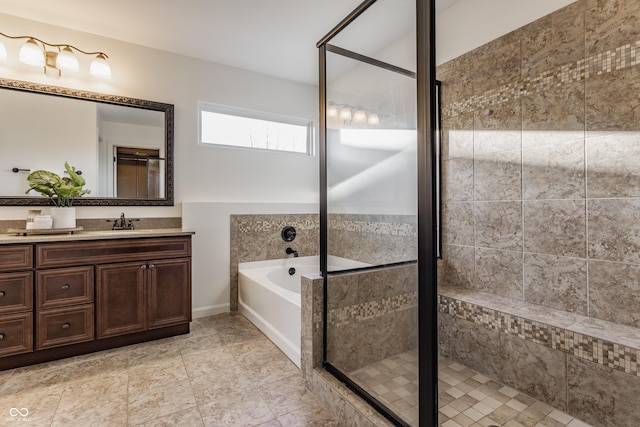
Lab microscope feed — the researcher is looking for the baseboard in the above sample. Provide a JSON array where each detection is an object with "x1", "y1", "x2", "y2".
[{"x1": 192, "y1": 304, "x2": 229, "y2": 318}]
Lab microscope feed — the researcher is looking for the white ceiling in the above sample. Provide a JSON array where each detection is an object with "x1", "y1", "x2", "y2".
[{"x1": 0, "y1": 0, "x2": 459, "y2": 85}]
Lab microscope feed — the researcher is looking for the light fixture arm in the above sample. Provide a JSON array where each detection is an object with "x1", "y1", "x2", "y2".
[{"x1": 0, "y1": 32, "x2": 108, "y2": 58}]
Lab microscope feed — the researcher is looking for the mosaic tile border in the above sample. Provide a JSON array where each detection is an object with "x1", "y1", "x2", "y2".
[
  {"x1": 328, "y1": 219, "x2": 417, "y2": 237},
  {"x1": 444, "y1": 39, "x2": 640, "y2": 117},
  {"x1": 326, "y1": 292, "x2": 417, "y2": 328},
  {"x1": 439, "y1": 295, "x2": 640, "y2": 378},
  {"x1": 235, "y1": 217, "x2": 319, "y2": 234}
]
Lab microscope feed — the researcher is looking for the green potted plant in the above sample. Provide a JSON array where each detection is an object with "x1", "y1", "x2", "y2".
[{"x1": 26, "y1": 162, "x2": 90, "y2": 229}]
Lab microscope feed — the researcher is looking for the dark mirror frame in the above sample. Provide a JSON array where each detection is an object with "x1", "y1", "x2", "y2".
[{"x1": 0, "y1": 77, "x2": 174, "y2": 206}]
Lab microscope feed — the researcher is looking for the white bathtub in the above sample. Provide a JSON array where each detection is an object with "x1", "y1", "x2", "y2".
[{"x1": 238, "y1": 255, "x2": 370, "y2": 368}]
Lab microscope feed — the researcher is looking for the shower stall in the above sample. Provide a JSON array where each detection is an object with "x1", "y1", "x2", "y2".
[
  {"x1": 318, "y1": 0, "x2": 437, "y2": 425},
  {"x1": 317, "y1": 0, "x2": 640, "y2": 426}
]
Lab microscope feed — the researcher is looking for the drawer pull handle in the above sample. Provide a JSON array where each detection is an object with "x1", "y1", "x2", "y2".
[
  {"x1": 62, "y1": 323, "x2": 70, "y2": 329},
  {"x1": 0, "y1": 291, "x2": 4, "y2": 297},
  {"x1": 149, "y1": 264, "x2": 155, "y2": 269},
  {"x1": 140, "y1": 265, "x2": 147, "y2": 270},
  {"x1": 62, "y1": 284, "x2": 70, "y2": 290},
  {"x1": 0, "y1": 333, "x2": 4, "y2": 340}
]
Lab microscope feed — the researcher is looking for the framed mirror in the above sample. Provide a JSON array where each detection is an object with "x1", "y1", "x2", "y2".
[{"x1": 0, "y1": 77, "x2": 174, "y2": 206}]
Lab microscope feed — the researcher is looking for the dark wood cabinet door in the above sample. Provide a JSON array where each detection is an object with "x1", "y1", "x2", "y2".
[
  {"x1": 0, "y1": 271, "x2": 33, "y2": 315},
  {"x1": 96, "y1": 262, "x2": 147, "y2": 338},
  {"x1": 147, "y1": 258, "x2": 191, "y2": 329}
]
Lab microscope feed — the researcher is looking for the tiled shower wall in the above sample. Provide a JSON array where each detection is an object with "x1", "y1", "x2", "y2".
[{"x1": 439, "y1": 0, "x2": 640, "y2": 329}]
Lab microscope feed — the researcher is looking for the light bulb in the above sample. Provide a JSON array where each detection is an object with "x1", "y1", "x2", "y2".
[
  {"x1": 90, "y1": 53, "x2": 111, "y2": 79},
  {"x1": 56, "y1": 46, "x2": 79, "y2": 71},
  {"x1": 367, "y1": 113, "x2": 380, "y2": 125},
  {"x1": 339, "y1": 107, "x2": 352, "y2": 121},
  {"x1": 19, "y1": 39, "x2": 44, "y2": 66},
  {"x1": 327, "y1": 104, "x2": 338, "y2": 117},
  {"x1": 353, "y1": 109, "x2": 367, "y2": 123}
]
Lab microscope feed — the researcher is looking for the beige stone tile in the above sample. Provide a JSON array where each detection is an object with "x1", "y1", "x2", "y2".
[
  {"x1": 475, "y1": 201, "x2": 522, "y2": 251},
  {"x1": 51, "y1": 394, "x2": 127, "y2": 427},
  {"x1": 229, "y1": 337, "x2": 301, "y2": 386},
  {"x1": 524, "y1": 200, "x2": 586, "y2": 258},
  {"x1": 257, "y1": 419, "x2": 283, "y2": 427},
  {"x1": 444, "y1": 158, "x2": 474, "y2": 201},
  {"x1": 131, "y1": 407, "x2": 204, "y2": 427},
  {"x1": 588, "y1": 260, "x2": 640, "y2": 328},
  {"x1": 211, "y1": 313, "x2": 266, "y2": 345},
  {"x1": 0, "y1": 383, "x2": 64, "y2": 426},
  {"x1": 127, "y1": 379, "x2": 197, "y2": 425},
  {"x1": 443, "y1": 245, "x2": 475, "y2": 288},
  {"x1": 521, "y1": 1, "x2": 585, "y2": 78},
  {"x1": 522, "y1": 140, "x2": 585, "y2": 200},
  {"x1": 586, "y1": 132, "x2": 640, "y2": 198},
  {"x1": 0, "y1": 365, "x2": 73, "y2": 395},
  {"x1": 258, "y1": 374, "x2": 323, "y2": 417},
  {"x1": 588, "y1": 198, "x2": 640, "y2": 264},
  {"x1": 277, "y1": 405, "x2": 340, "y2": 427},
  {"x1": 524, "y1": 253, "x2": 587, "y2": 314},
  {"x1": 189, "y1": 363, "x2": 254, "y2": 407},
  {"x1": 473, "y1": 98, "x2": 522, "y2": 155},
  {"x1": 444, "y1": 113, "x2": 474, "y2": 159},
  {"x1": 444, "y1": 203, "x2": 474, "y2": 247},
  {"x1": 585, "y1": 0, "x2": 640, "y2": 55},
  {"x1": 128, "y1": 355, "x2": 189, "y2": 395},
  {"x1": 474, "y1": 248, "x2": 523, "y2": 299},
  {"x1": 128, "y1": 338, "x2": 181, "y2": 367},
  {"x1": 474, "y1": 150, "x2": 522, "y2": 201},
  {"x1": 586, "y1": 65, "x2": 640, "y2": 136},
  {"x1": 199, "y1": 388, "x2": 275, "y2": 426},
  {"x1": 176, "y1": 331, "x2": 225, "y2": 356}
]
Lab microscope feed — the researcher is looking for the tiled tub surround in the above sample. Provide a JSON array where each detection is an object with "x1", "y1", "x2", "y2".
[
  {"x1": 230, "y1": 213, "x2": 417, "y2": 311},
  {"x1": 229, "y1": 214, "x2": 319, "y2": 311},
  {"x1": 439, "y1": 287, "x2": 640, "y2": 426},
  {"x1": 328, "y1": 214, "x2": 417, "y2": 266}
]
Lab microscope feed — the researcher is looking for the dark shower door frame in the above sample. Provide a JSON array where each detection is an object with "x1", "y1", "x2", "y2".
[{"x1": 317, "y1": 0, "x2": 437, "y2": 425}]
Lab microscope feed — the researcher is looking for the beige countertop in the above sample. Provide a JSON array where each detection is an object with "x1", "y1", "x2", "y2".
[{"x1": 0, "y1": 228, "x2": 194, "y2": 245}]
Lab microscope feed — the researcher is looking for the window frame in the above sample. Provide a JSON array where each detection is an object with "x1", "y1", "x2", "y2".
[{"x1": 197, "y1": 101, "x2": 315, "y2": 156}]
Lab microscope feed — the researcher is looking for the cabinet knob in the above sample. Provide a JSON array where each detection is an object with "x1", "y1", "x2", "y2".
[
  {"x1": 0, "y1": 333, "x2": 4, "y2": 340},
  {"x1": 140, "y1": 265, "x2": 147, "y2": 270},
  {"x1": 62, "y1": 323, "x2": 70, "y2": 329},
  {"x1": 149, "y1": 264, "x2": 155, "y2": 269},
  {"x1": 61, "y1": 284, "x2": 70, "y2": 290},
  {"x1": 0, "y1": 291, "x2": 5, "y2": 298}
]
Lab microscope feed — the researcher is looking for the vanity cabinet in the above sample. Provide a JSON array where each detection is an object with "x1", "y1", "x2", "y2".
[
  {"x1": 0, "y1": 245, "x2": 33, "y2": 357},
  {"x1": 96, "y1": 257, "x2": 191, "y2": 338},
  {"x1": 0, "y1": 233, "x2": 192, "y2": 370}
]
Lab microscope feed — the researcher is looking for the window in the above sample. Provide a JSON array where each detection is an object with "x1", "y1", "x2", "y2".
[{"x1": 198, "y1": 102, "x2": 313, "y2": 155}]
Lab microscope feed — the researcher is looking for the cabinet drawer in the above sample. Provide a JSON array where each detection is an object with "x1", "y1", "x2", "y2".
[
  {"x1": 36, "y1": 237, "x2": 191, "y2": 268},
  {"x1": 0, "y1": 245, "x2": 33, "y2": 272},
  {"x1": 36, "y1": 304, "x2": 94, "y2": 350},
  {"x1": 0, "y1": 271, "x2": 33, "y2": 315},
  {"x1": 36, "y1": 266, "x2": 94, "y2": 309},
  {"x1": 0, "y1": 312, "x2": 33, "y2": 357}
]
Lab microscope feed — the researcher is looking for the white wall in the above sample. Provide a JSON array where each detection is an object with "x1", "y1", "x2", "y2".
[
  {"x1": 0, "y1": 90, "x2": 97, "y2": 196},
  {"x1": 0, "y1": 12, "x2": 319, "y2": 221},
  {"x1": 0, "y1": 13, "x2": 319, "y2": 317},
  {"x1": 437, "y1": 0, "x2": 578, "y2": 65},
  {"x1": 182, "y1": 202, "x2": 317, "y2": 317}
]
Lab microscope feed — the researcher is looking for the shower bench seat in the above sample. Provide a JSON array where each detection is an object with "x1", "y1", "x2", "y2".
[{"x1": 438, "y1": 286, "x2": 640, "y2": 426}]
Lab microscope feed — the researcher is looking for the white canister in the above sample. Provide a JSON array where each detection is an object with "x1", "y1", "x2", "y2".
[{"x1": 33, "y1": 214, "x2": 53, "y2": 230}]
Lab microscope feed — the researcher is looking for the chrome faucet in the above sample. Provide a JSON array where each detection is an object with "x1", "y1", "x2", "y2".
[
  {"x1": 109, "y1": 212, "x2": 138, "y2": 230},
  {"x1": 286, "y1": 247, "x2": 299, "y2": 257}
]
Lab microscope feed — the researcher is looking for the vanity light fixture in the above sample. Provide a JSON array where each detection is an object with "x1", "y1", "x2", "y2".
[
  {"x1": 0, "y1": 32, "x2": 111, "y2": 79},
  {"x1": 327, "y1": 102, "x2": 381, "y2": 126}
]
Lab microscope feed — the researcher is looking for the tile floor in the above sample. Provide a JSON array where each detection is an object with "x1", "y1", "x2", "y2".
[
  {"x1": 0, "y1": 313, "x2": 340, "y2": 426},
  {"x1": 351, "y1": 351, "x2": 594, "y2": 427}
]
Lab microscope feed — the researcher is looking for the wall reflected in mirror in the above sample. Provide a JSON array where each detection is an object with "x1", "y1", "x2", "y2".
[{"x1": 0, "y1": 79, "x2": 173, "y2": 206}]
